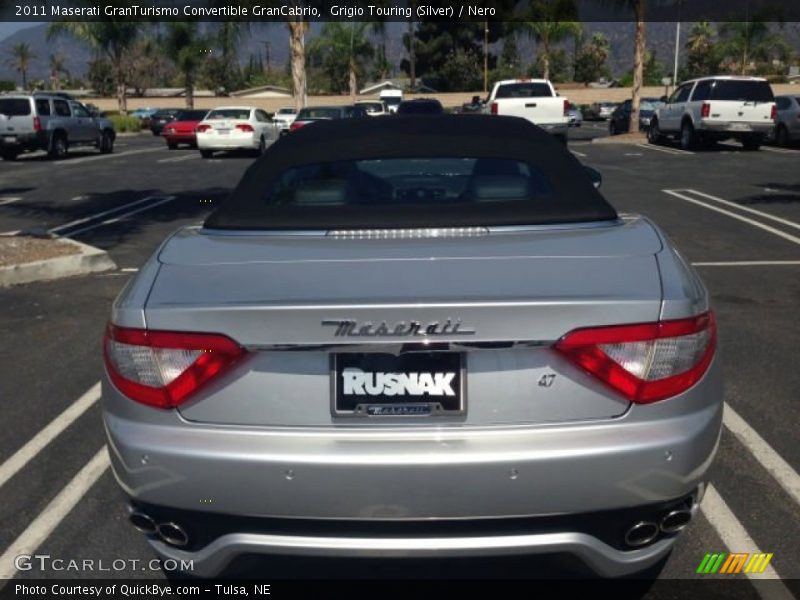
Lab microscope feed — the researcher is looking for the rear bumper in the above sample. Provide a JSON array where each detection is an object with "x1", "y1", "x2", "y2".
[
  {"x1": 699, "y1": 121, "x2": 773, "y2": 135},
  {"x1": 164, "y1": 133, "x2": 196, "y2": 145},
  {"x1": 0, "y1": 132, "x2": 44, "y2": 152},
  {"x1": 103, "y1": 356, "x2": 722, "y2": 575},
  {"x1": 196, "y1": 133, "x2": 257, "y2": 150}
]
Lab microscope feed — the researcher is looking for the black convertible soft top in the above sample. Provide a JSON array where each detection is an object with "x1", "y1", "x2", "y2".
[{"x1": 204, "y1": 115, "x2": 617, "y2": 230}]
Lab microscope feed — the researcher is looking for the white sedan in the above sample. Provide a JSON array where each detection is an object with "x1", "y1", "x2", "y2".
[{"x1": 196, "y1": 106, "x2": 279, "y2": 158}]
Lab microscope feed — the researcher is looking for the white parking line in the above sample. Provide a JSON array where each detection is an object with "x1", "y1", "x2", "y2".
[
  {"x1": 700, "y1": 486, "x2": 793, "y2": 596},
  {"x1": 0, "y1": 383, "x2": 100, "y2": 490},
  {"x1": 636, "y1": 143, "x2": 694, "y2": 156},
  {"x1": 663, "y1": 190, "x2": 800, "y2": 246},
  {"x1": 678, "y1": 189, "x2": 800, "y2": 232},
  {"x1": 48, "y1": 196, "x2": 171, "y2": 235},
  {"x1": 761, "y1": 146, "x2": 800, "y2": 155},
  {"x1": 724, "y1": 403, "x2": 800, "y2": 507},
  {"x1": 56, "y1": 148, "x2": 162, "y2": 166},
  {"x1": 0, "y1": 197, "x2": 22, "y2": 206},
  {"x1": 693, "y1": 261, "x2": 800, "y2": 267},
  {"x1": 0, "y1": 447, "x2": 109, "y2": 583},
  {"x1": 570, "y1": 150, "x2": 587, "y2": 158},
  {"x1": 65, "y1": 196, "x2": 176, "y2": 237},
  {"x1": 157, "y1": 154, "x2": 198, "y2": 164}
]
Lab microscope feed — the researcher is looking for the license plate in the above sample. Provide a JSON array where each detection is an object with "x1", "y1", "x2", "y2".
[
  {"x1": 730, "y1": 123, "x2": 751, "y2": 132},
  {"x1": 216, "y1": 129, "x2": 230, "y2": 135},
  {"x1": 3, "y1": 136, "x2": 16, "y2": 143},
  {"x1": 333, "y1": 353, "x2": 465, "y2": 417}
]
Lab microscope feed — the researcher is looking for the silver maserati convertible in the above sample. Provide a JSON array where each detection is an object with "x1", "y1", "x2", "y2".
[{"x1": 102, "y1": 115, "x2": 722, "y2": 578}]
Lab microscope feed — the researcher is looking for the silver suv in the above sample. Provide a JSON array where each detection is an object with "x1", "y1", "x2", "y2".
[{"x1": 0, "y1": 93, "x2": 116, "y2": 160}]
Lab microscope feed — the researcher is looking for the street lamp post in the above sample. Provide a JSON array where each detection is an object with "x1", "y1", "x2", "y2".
[{"x1": 483, "y1": 21, "x2": 489, "y2": 94}]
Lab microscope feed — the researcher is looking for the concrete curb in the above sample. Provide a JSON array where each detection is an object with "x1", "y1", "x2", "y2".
[
  {"x1": 0, "y1": 238, "x2": 117, "y2": 288},
  {"x1": 592, "y1": 134, "x2": 647, "y2": 145}
]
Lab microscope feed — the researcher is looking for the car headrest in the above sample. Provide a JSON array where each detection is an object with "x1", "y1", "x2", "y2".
[
  {"x1": 468, "y1": 175, "x2": 532, "y2": 201},
  {"x1": 293, "y1": 180, "x2": 348, "y2": 205}
]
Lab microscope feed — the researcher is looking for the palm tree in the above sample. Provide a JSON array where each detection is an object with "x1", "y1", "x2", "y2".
[
  {"x1": 719, "y1": 12, "x2": 783, "y2": 75},
  {"x1": 48, "y1": 21, "x2": 139, "y2": 113},
  {"x1": 310, "y1": 22, "x2": 374, "y2": 100},
  {"x1": 685, "y1": 21, "x2": 716, "y2": 78},
  {"x1": 287, "y1": 19, "x2": 308, "y2": 110},
  {"x1": 8, "y1": 43, "x2": 35, "y2": 90},
  {"x1": 525, "y1": 20, "x2": 582, "y2": 81},
  {"x1": 49, "y1": 53, "x2": 67, "y2": 90},
  {"x1": 162, "y1": 22, "x2": 208, "y2": 109}
]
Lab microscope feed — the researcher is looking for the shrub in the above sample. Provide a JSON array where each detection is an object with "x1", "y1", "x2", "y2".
[{"x1": 107, "y1": 115, "x2": 142, "y2": 133}]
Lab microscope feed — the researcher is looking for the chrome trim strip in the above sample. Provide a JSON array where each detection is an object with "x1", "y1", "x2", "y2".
[{"x1": 242, "y1": 341, "x2": 552, "y2": 353}]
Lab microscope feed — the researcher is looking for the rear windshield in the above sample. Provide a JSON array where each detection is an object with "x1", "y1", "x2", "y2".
[
  {"x1": 297, "y1": 107, "x2": 341, "y2": 119},
  {"x1": 177, "y1": 110, "x2": 207, "y2": 120},
  {"x1": 0, "y1": 99, "x2": 32, "y2": 116},
  {"x1": 381, "y1": 96, "x2": 402, "y2": 105},
  {"x1": 359, "y1": 103, "x2": 383, "y2": 111},
  {"x1": 277, "y1": 108, "x2": 296, "y2": 115},
  {"x1": 495, "y1": 83, "x2": 553, "y2": 99},
  {"x1": 207, "y1": 109, "x2": 251, "y2": 120},
  {"x1": 709, "y1": 80, "x2": 774, "y2": 102}
]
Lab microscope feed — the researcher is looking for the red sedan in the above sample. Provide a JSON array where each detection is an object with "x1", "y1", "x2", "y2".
[{"x1": 161, "y1": 110, "x2": 209, "y2": 149}]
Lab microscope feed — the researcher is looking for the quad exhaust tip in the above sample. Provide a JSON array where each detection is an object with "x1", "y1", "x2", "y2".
[
  {"x1": 156, "y1": 522, "x2": 190, "y2": 547},
  {"x1": 128, "y1": 511, "x2": 157, "y2": 535},
  {"x1": 660, "y1": 509, "x2": 692, "y2": 534},
  {"x1": 624, "y1": 521, "x2": 660, "y2": 547}
]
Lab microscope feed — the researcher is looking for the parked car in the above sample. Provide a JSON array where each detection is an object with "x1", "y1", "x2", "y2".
[
  {"x1": 271, "y1": 106, "x2": 297, "y2": 135},
  {"x1": 772, "y1": 95, "x2": 800, "y2": 146},
  {"x1": 289, "y1": 105, "x2": 368, "y2": 132},
  {"x1": 195, "y1": 106, "x2": 278, "y2": 158},
  {"x1": 486, "y1": 79, "x2": 569, "y2": 143},
  {"x1": 567, "y1": 103, "x2": 583, "y2": 127},
  {"x1": 584, "y1": 101, "x2": 618, "y2": 121},
  {"x1": 104, "y1": 115, "x2": 721, "y2": 580},
  {"x1": 129, "y1": 107, "x2": 160, "y2": 128},
  {"x1": 355, "y1": 100, "x2": 388, "y2": 117},
  {"x1": 460, "y1": 95, "x2": 485, "y2": 113},
  {"x1": 161, "y1": 110, "x2": 209, "y2": 149},
  {"x1": 608, "y1": 98, "x2": 665, "y2": 135},
  {"x1": 149, "y1": 109, "x2": 183, "y2": 136},
  {"x1": 379, "y1": 89, "x2": 403, "y2": 113},
  {"x1": 0, "y1": 93, "x2": 115, "y2": 160},
  {"x1": 648, "y1": 76, "x2": 776, "y2": 150},
  {"x1": 396, "y1": 98, "x2": 444, "y2": 115}
]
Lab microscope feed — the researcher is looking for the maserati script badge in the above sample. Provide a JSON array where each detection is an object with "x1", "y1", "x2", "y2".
[{"x1": 322, "y1": 319, "x2": 476, "y2": 338}]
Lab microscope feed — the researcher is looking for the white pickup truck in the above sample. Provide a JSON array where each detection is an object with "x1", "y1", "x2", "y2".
[
  {"x1": 648, "y1": 76, "x2": 776, "y2": 150},
  {"x1": 486, "y1": 79, "x2": 570, "y2": 143}
]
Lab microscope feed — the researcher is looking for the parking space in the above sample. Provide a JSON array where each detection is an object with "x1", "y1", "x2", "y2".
[{"x1": 0, "y1": 128, "x2": 798, "y2": 593}]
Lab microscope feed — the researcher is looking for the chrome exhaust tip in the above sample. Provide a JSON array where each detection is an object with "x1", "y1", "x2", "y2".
[
  {"x1": 624, "y1": 521, "x2": 660, "y2": 547},
  {"x1": 157, "y1": 522, "x2": 189, "y2": 547},
  {"x1": 129, "y1": 511, "x2": 157, "y2": 535},
  {"x1": 660, "y1": 509, "x2": 692, "y2": 534}
]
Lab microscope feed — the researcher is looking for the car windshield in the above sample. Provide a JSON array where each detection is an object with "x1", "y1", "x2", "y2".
[
  {"x1": 495, "y1": 83, "x2": 552, "y2": 98},
  {"x1": 640, "y1": 100, "x2": 663, "y2": 111},
  {"x1": 207, "y1": 109, "x2": 251, "y2": 120},
  {"x1": 177, "y1": 110, "x2": 207, "y2": 120},
  {"x1": 382, "y1": 96, "x2": 402, "y2": 106},
  {"x1": 277, "y1": 108, "x2": 296, "y2": 115},
  {"x1": 709, "y1": 80, "x2": 774, "y2": 102},
  {"x1": 359, "y1": 103, "x2": 383, "y2": 111},
  {"x1": 0, "y1": 99, "x2": 31, "y2": 116},
  {"x1": 154, "y1": 110, "x2": 180, "y2": 118},
  {"x1": 297, "y1": 107, "x2": 341, "y2": 119}
]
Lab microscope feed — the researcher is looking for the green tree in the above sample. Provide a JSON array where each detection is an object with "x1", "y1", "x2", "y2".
[
  {"x1": 309, "y1": 22, "x2": 373, "y2": 99},
  {"x1": 86, "y1": 57, "x2": 115, "y2": 96},
  {"x1": 620, "y1": 49, "x2": 665, "y2": 86},
  {"x1": 162, "y1": 22, "x2": 209, "y2": 109},
  {"x1": 530, "y1": 48, "x2": 571, "y2": 83},
  {"x1": 685, "y1": 21, "x2": 717, "y2": 79},
  {"x1": 48, "y1": 21, "x2": 140, "y2": 113},
  {"x1": 574, "y1": 33, "x2": 610, "y2": 84},
  {"x1": 524, "y1": 14, "x2": 581, "y2": 81},
  {"x1": 8, "y1": 43, "x2": 35, "y2": 90},
  {"x1": 439, "y1": 47, "x2": 483, "y2": 92},
  {"x1": 48, "y1": 53, "x2": 67, "y2": 90},
  {"x1": 718, "y1": 12, "x2": 785, "y2": 75}
]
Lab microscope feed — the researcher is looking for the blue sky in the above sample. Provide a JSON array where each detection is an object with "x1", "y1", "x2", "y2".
[{"x1": 0, "y1": 22, "x2": 40, "y2": 42}]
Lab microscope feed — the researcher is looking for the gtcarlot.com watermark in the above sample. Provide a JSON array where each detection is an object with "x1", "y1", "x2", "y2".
[{"x1": 14, "y1": 554, "x2": 193, "y2": 573}]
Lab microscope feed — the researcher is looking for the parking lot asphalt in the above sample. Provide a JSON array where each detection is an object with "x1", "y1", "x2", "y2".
[{"x1": 0, "y1": 125, "x2": 798, "y2": 594}]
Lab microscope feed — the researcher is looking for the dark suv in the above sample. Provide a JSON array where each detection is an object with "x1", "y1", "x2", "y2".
[{"x1": 0, "y1": 93, "x2": 116, "y2": 160}]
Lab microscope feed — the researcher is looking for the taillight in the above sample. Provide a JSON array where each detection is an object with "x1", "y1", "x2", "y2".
[
  {"x1": 701, "y1": 102, "x2": 710, "y2": 118},
  {"x1": 290, "y1": 121, "x2": 305, "y2": 131},
  {"x1": 770, "y1": 104, "x2": 777, "y2": 120},
  {"x1": 235, "y1": 123, "x2": 254, "y2": 132},
  {"x1": 103, "y1": 325, "x2": 246, "y2": 409},
  {"x1": 563, "y1": 99, "x2": 570, "y2": 116},
  {"x1": 195, "y1": 124, "x2": 210, "y2": 133},
  {"x1": 33, "y1": 116, "x2": 41, "y2": 131},
  {"x1": 555, "y1": 312, "x2": 716, "y2": 404},
  {"x1": 490, "y1": 102, "x2": 498, "y2": 115}
]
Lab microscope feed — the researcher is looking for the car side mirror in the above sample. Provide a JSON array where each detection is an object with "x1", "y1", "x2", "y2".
[{"x1": 584, "y1": 166, "x2": 602, "y2": 189}]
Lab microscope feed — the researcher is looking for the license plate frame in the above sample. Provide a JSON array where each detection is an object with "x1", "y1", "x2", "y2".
[{"x1": 331, "y1": 352, "x2": 466, "y2": 418}]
